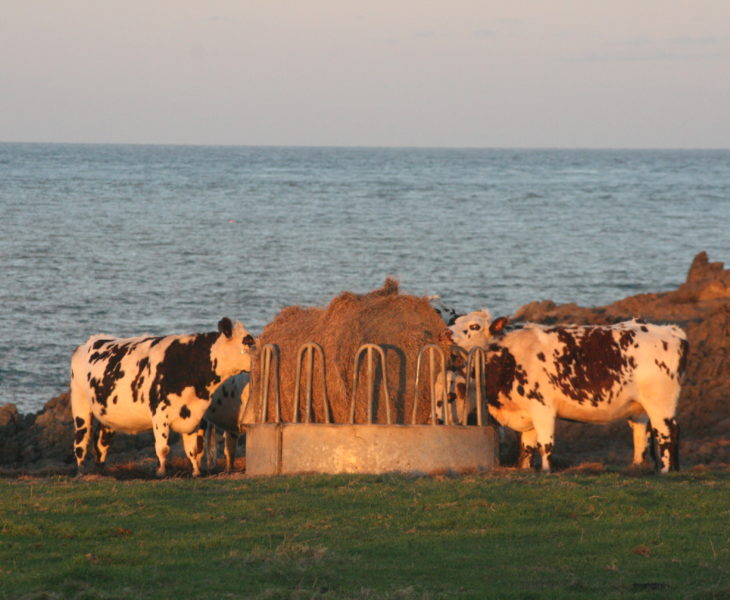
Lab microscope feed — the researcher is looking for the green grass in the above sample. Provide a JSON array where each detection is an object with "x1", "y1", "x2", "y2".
[{"x1": 1, "y1": 469, "x2": 728, "y2": 599}]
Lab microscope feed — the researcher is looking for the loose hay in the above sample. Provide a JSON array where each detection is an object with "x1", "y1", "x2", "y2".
[{"x1": 250, "y1": 279, "x2": 450, "y2": 424}]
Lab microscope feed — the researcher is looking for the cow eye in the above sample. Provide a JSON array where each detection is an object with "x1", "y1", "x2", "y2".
[
  {"x1": 242, "y1": 335, "x2": 255, "y2": 346},
  {"x1": 469, "y1": 324, "x2": 481, "y2": 331}
]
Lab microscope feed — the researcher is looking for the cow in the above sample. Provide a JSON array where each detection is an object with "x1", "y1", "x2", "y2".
[
  {"x1": 429, "y1": 308, "x2": 492, "y2": 426},
  {"x1": 428, "y1": 295, "x2": 463, "y2": 327},
  {"x1": 203, "y1": 371, "x2": 253, "y2": 472},
  {"x1": 447, "y1": 313, "x2": 688, "y2": 472},
  {"x1": 433, "y1": 367, "x2": 473, "y2": 425},
  {"x1": 70, "y1": 317, "x2": 255, "y2": 477}
]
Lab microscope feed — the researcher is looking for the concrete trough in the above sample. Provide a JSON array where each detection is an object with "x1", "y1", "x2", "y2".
[{"x1": 245, "y1": 422, "x2": 499, "y2": 476}]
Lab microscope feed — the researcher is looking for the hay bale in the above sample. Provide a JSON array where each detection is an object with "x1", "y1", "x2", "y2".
[{"x1": 250, "y1": 279, "x2": 450, "y2": 424}]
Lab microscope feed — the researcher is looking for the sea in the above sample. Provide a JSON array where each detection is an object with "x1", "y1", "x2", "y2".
[{"x1": 1, "y1": 143, "x2": 729, "y2": 413}]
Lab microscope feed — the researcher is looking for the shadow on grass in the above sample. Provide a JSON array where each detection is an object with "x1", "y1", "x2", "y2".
[{"x1": 0, "y1": 456, "x2": 249, "y2": 481}]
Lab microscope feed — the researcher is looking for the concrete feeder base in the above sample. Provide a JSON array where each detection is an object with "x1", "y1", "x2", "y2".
[{"x1": 245, "y1": 423, "x2": 499, "y2": 476}]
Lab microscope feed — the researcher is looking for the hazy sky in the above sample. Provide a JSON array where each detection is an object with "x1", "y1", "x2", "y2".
[{"x1": 2, "y1": 1, "x2": 729, "y2": 148}]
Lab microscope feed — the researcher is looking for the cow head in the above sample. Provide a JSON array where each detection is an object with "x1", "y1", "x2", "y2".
[
  {"x1": 212, "y1": 317, "x2": 256, "y2": 377},
  {"x1": 446, "y1": 309, "x2": 511, "y2": 351},
  {"x1": 429, "y1": 296, "x2": 462, "y2": 326},
  {"x1": 447, "y1": 309, "x2": 493, "y2": 350}
]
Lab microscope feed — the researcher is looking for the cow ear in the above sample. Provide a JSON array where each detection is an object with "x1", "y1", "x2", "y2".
[
  {"x1": 489, "y1": 316, "x2": 509, "y2": 335},
  {"x1": 218, "y1": 317, "x2": 234, "y2": 338}
]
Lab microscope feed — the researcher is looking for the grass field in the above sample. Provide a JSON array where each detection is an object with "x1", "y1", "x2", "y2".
[{"x1": 1, "y1": 467, "x2": 728, "y2": 599}]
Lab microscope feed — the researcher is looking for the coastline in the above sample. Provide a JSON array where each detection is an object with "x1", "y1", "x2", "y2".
[{"x1": 2, "y1": 252, "x2": 729, "y2": 476}]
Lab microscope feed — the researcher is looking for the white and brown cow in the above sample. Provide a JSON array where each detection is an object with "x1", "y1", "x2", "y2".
[
  {"x1": 431, "y1": 308, "x2": 496, "y2": 426},
  {"x1": 448, "y1": 313, "x2": 688, "y2": 472},
  {"x1": 203, "y1": 371, "x2": 253, "y2": 472},
  {"x1": 70, "y1": 317, "x2": 255, "y2": 476}
]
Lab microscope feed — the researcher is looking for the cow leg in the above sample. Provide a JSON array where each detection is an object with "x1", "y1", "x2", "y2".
[
  {"x1": 533, "y1": 416, "x2": 556, "y2": 473},
  {"x1": 93, "y1": 424, "x2": 116, "y2": 466},
  {"x1": 70, "y1": 373, "x2": 94, "y2": 473},
  {"x1": 627, "y1": 415, "x2": 650, "y2": 466},
  {"x1": 152, "y1": 416, "x2": 171, "y2": 477},
  {"x1": 72, "y1": 412, "x2": 93, "y2": 472},
  {"x1": 182, "y1": 427, "x2": 205, "y2": 477},
  {"x1": 649, "y1": 416, "x2": 680, "y2": 473},
  {"x1": 204, "y1": 422, "x2": 217, "y2": 473},
  {"x1": 518, "y1": 429, "x2": 539, "y2": 470},
  {"x1": 223, "y1": 431, "x2": 239, "y2": 472}
]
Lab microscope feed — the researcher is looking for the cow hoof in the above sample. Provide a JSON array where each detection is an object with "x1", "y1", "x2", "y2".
[{"x1": 75, "y1": 463, "x2": 93, "y2": 478}]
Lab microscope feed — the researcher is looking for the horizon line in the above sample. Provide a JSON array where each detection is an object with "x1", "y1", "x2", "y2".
[{"x1": 2, "y1": 140, "x2": 729, "y2": 152}]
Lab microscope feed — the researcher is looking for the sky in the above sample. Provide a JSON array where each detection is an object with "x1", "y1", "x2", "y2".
[{"x1": 1, "y1": 1, "x2": 729, "y2": 149}]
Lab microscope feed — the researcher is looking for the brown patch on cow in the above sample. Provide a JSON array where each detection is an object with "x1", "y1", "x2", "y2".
[
  {"x1": 131, "y1": 357, "x2": 149, "y2": 404},
  {"x1": 526, "y1": 381, "x2": 545, "y2": 404},
  {"x1": 548, "y1": 327, "x2": 627, "y2": 406},
  {"x1": 536, "y1": 352, "x2": 546, "y2": 362},
  {"x1": 652, "y1": 418, "x2": 680, "y2": 471},
  {"x1": 539, "y1": 441, "x2": 554, "y2": 459},
  {"x1": 485, "y1": 347, "x2": 520, "y2": 407},
  {"x1": 666, "y1": 417, "x2": 680, "y2": 471},
  {"x1": 678, "y1": 338, "x2": 689, "y2": 378},
  {"x1": 654, "y1": 358, "x2": 672, "y2": 378},
  {"x1": 518, "y1": 443, "x2": 538, "y2": 468},
  {"x1": 618, "y1": 329, "x2": 637, "y2": 351}
]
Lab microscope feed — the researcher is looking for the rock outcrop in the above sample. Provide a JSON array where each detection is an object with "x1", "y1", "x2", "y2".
[
  {"x1": 513, "y1": 252, "x2": 730, "y2": 467},
  {"x1": 2, "y1": 252, "x2": 728, "y2": 474}
]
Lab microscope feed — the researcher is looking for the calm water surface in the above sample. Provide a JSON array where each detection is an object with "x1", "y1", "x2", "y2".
[{"x1": 1, "y1": 144, "x2": 729, "y2": 412}]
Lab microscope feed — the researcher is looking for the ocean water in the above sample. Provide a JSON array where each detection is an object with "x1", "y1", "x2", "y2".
[{"x1": 1, "y1": 143, "x2": 729, "y2": 413}]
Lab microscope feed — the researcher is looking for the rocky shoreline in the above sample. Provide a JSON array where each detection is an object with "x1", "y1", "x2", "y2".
[{"x1": 2, "y1": 252, "x2": 729, "y2": 476}]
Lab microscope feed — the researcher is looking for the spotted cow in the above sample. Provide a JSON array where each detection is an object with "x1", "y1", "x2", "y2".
[
  {"x1": 448, "y1": 314, "x2": 688, "y2": 472},
  {"x1": 70, "y1": 318, "x2": 255, "y2": 476},
  {"x1": 203, "y1": 371, "x2": 253, "y2": 472},
  {"x1": 428, "y1": 296, "x2": 463, "y2": 327},
  {"x1": 430, "y1": 309, "x2": 492, "y2": 426}
]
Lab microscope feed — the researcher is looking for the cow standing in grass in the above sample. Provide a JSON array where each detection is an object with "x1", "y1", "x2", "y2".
[
  {"x1": 70, "y1": 318, "x2": 255, "y2": 476},
  {"x1": 448, "y1": 313, "x2": 688, "y2": 472},
  {"x1": 204, "y1": 371, "x2": 253, "y2": 472}
]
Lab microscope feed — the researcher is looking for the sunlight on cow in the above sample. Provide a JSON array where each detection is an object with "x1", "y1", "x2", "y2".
[
  {"x1": 204, "y1": 371, "x2": 253, "y2": 472},
  {"x1": 70, "y1": 318, "x2": 255, "y2": 477},
  {"x1": 448, "y1": 312, "x2": 688, "y2": 472}
]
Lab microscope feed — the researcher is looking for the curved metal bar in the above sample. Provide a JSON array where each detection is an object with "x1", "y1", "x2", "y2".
[
  {"x1": 350, "y1": 344, "x2": 391, "y2": 424},
  {"x1": 465, "y1": 346, "x2": 488, "y2": 426},
  {"x1": 413, "y1": 344, "x2": 447, "y2": 425},
  {"x1": 293, "y1": 342, "x2": 330, "y2": 424},
  {"x1": 258, "y1": 344, "x2": 281, "y2": 424}
]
